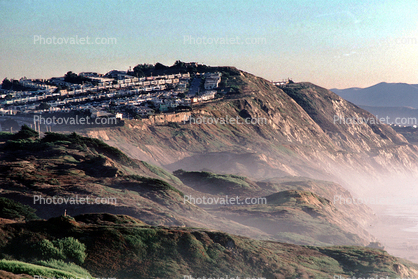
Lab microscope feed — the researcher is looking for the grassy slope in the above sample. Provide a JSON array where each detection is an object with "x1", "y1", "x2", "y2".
[
  {"x1": 210, "y1": 190, "x2": 371, "y2": 246},
  {"x1": 175, "y1": 170, "x2": 376, "y2": 246},
  {"x1": 0, "y1": 214, "x2": 417, "y2": 279},
  {"x1": 0, "y1": 259, "x2": 92, "y2": 279},
  {"x1": 0, "y1": 131, "x2": 269, "y2": 240},
  {"x1": 0, "y1": 129, "x2": 379, "y2": 247},
  {"x1": 173, "y1": 169, "x2": 261, "y2": 195}
]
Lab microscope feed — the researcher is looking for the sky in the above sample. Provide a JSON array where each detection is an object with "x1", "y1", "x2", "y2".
[{"x1": 1, "y1": 0, "x2": 417, "y2": 89}]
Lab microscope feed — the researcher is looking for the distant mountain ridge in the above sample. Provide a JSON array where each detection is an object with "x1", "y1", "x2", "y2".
[{"x1": 331, "y1": 82, "x2": 418, "y2": 108}]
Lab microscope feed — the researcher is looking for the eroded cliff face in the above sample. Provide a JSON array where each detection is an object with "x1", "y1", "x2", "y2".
[
  {"x1": 76, "y1": 70, "x2": 418, "y2": 263},
  {"x1": 83, "y1": 71, "x2": 418, "y2": 190}
]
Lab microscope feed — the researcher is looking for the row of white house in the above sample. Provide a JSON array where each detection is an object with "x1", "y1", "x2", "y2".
[{"x1": 1, "y1": 72, "x2": 220, "y2": 116}]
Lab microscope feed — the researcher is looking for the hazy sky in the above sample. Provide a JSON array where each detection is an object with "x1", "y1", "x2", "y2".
[{"x1": 1, "y1": 0, "x2": 417, "y2": 89}]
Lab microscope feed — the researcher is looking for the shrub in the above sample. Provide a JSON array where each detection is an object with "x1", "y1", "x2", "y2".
[
  {"x1": 13, "y1": 125, "x2": 39, "y2": 140},
  {"x1": 33, "y1": 237, "x2": 87, "y2": 264},
  {"x1": 0, "y1": 197, "x2": 39, "y2": 221},
  {"x1": 53, "y1": 237, "x2": 87, "y2": 264},
  {"x1": 36, "y1": 239, "x2": 65, "y2": 260}
]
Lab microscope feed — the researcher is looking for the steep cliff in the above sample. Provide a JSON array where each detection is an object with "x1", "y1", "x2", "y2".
[{"x1": 83, "y1": 70, "x2": 418, "y2": 189}]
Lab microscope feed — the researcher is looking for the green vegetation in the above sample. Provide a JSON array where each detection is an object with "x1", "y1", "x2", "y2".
[
  {"x1": 315, "y1": 246, "x2": 403, "y2": 277},
  {"x1": 33, "y1": 237, "x2": 87, "y2": 264},
  {"x1": 64, "y1": 71, "x2": 96, "y2": 85},
  {"x1": 34, "y1": 259, "x2": 92, "y2": 278},
  {"x1": 131, "y1": 61, "x2": 241, "y2": 80},
  {"x1": 127, "y1": 175, "x2": 184, "y2": 196},
  {"x1": 0, "y1": 197, "x2": 39, "y2": 221},
  {"x1": 211, "y1": 189, "x2": 370, "y2": 247},
  {"x1": 42, "y1": 131, "x2": 130, "y2": 163},
  {"x1": 0, "y1": 131, "x2": 13, "y2": 141},
  {"x1": 0, "y1": 259, "x2": 91, "y2": 278},
  {"x1": 1, "y1": 78, "x2": 37, "y2": 91},
  {"x1": 0, "y1": 208, "x2": 416, "y2": 278},
  {"x1": 142, "y1": 161, "x2": 183, "y2": 185},
  {"x1": 13, "y1": 124, "x2": 39, "y2": 139},
  {"x1": 218, "y1": 68, "x2": 244, "y2": 93},
  {"x1": 393, "y1": 126, "x2": 418, "y2": 143},
  {"x1": 3, "y1": 126, "x2": 131, "y2": 165},
  {"x1": 173, "y1": 169, "x2": 259, "y2": 195}
]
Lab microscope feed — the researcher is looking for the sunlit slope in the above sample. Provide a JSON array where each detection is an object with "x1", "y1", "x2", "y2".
[
  {"x1": 83, "y1": 69, "x2": 418, "y2": 187},
  {"x1": 0, "y1": 213, "x2": 417, "y2": 279}
]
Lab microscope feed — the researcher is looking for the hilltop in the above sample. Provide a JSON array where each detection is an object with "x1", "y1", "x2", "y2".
[{"x1": 81, "y1": 70, "x2": 418, "y2": 192}]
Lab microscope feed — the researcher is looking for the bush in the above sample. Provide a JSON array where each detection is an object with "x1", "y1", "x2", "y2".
[
  {"x1": 5, "y1": 138, "x2": 51, "y2": 151},
  {"x1": 36, "y1": 239, "x2": 65, "y2": 260},
  {"x1": 0, "y1": 197, "x2": 39, "y2": 221},
  {"x1": 33, "y1": 237, "x2": 87, "y2": 264},
  {"x1": 13, "y1": 125, "x2": 39, "y2": 139},
  {"x1": 53, "y1": 237, "x2": 87, "y2": 264}
]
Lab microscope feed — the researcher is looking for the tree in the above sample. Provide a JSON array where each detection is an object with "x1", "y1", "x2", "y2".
[
  {"x1": 1, "y1": 78, "x2": 13, "y2": 90},
  {"x1": 64, "y1": 71, "x2": 91, "y2": 84},
  {"x1": 0, "y1": 197, "x2": 39, "y2": 221},
  {"x1": 14, "y1": 124, "x2": 39, "y2": 139},
  {"x1": 154, "y1": 62, "x2": 168, "y2": 71},
  {"x1": 133, "y1": 63, "x2": 154, "y2": 77},
  {"x1": 174, "y1": 60, "x2": 186, "y2": 68},
  {"x1": 64, "y1": 71, "x2": 78, "y2": 82}
]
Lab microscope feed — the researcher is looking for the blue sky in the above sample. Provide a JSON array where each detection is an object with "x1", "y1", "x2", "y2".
[{"x1": 1, "y1": 0, "x2": 417, "y2": 88}]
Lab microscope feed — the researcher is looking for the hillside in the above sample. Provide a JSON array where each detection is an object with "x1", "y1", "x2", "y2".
[
  {"x1": 0, "y1": 212, "x2": 417, "y2": 279},
  {"x1": 0, "y1": 128, "x2": 274, "y2": 240},
  {"x1": 75, "y1": 67, "x2": 418, "y2": 263},
  {"x1": 209, "y1": 190, "x2": 374, "y2": 246},
  {"x1": 82, "y1": 71, "x2": 418, "y2": 197},
  {"x1": 0, "y1": 127, "x2": 380, "y2": 248},
  {"x1": 173, "y1": 170, "x2": 377, "y2": 246},
  {"x1": 393, "y1": 125, "x2": 418, "y2": 144},
  {"x1": 3, "y1": 65, "x2": 418, "y2": 271}
]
